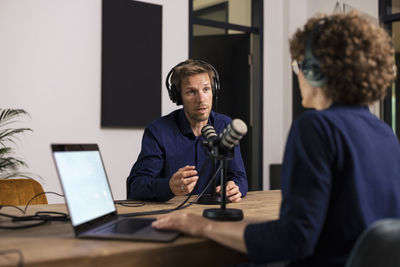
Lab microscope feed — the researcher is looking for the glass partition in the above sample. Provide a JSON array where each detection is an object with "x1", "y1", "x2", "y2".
[
  {"x1": 384, "y1": 0, "x2": 400, "y2": 14},
  {"x1": 193, "y1": 0, "x2": 252, "y2": 27},
  {"x1": 391, "y1": 21, "x2": 400, "y2": 135}
]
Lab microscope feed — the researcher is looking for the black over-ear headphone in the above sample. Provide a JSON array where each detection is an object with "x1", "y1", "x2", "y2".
[
  {"x1": 165, "y1": 60, "x2": 220, "y2": 106},
  {"x1": 302, "y1": 17, "x2": 330, "y2": 88}
]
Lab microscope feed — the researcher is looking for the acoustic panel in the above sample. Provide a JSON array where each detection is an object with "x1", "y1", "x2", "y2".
[{"x1": 101, "y1": 0, "x2": 162, "y2": 127}]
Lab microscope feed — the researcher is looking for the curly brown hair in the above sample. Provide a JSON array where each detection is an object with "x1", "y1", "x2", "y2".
[{"x1": 289, "y1": 11, "x2": 396, "y2": 105}]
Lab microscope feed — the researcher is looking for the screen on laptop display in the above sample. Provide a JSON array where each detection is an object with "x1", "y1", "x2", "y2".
[{"x1": 54, "y1": 150, "x2": 116, "y2": 226}]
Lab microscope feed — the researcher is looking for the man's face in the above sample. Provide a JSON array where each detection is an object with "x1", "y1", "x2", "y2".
[{"x1": 181, "y1": 72, "x2": 213, "y2": 123}]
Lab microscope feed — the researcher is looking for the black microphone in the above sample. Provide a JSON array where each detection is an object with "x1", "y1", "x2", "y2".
[
  {"x1": 219, "y1": 119, "x2": 248, "y2": 154},
  {"x1": 201, "y1": 124, "x2": 219, "y2": 148},
  {"x1": 201, "y1": 119, "x2": 248, "y2": 154}
]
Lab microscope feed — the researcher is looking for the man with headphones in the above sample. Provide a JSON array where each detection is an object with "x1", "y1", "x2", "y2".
[
  {"x1": 126, "y1": 59, "x2": 247, "y2": 202},
  {"x1": 153, "y1": 12, "x2": 400, "y2": 267}
]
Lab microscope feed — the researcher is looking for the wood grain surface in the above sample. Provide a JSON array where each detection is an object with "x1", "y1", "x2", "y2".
[{"x1": 0, "y1": 190, "x2": 281, "y2": 267}]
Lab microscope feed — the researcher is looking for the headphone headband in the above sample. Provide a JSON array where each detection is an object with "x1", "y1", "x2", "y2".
[{"x1": 165, "y1": 59, "x2": 220, "y2": 106}]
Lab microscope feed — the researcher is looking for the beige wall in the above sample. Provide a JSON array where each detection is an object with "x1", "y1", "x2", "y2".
[{"x1": 0, "y1": 0, "x2": 187, "y2": 203}]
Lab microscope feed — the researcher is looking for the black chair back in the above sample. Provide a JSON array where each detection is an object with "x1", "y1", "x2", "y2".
[{"x1": 345, "y1": 218, "x2": 400, "y2": 267}]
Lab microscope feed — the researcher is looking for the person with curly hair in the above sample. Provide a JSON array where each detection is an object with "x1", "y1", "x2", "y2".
[{"x1": 152, "y1": 12, "x2": 400, "y2": 267}]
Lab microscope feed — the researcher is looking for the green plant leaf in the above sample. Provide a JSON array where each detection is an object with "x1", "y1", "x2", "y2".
[
  {"x1": 0, "y1": 146, "x2": 12, "y2": 155},
  {"x1": 0, "y1": 109, "x2": 29, "y2": 127},
  {"x1": 0, "y1": 128, "x2": 32, "y2": 147},
  {"x1": 0, "y1": 108, "x2": 37, "y2": 181},
  {"x1": 0, "y1": 156, "x2": 28, "y2": 170}
]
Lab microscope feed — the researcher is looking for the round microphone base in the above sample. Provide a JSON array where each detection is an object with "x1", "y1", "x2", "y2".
[{"x1": 203, "y1": 208, "x2": 243, "y2": 221}]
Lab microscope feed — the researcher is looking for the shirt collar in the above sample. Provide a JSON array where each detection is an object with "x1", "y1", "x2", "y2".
[
  {"x1": 178, "y1": 108, "x2": 215, "y2": 138},
  {"x1": 178, "y1": 109, "x2": 193, "y2": 136}
]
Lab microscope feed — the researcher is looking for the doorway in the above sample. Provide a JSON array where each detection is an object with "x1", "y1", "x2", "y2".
[{"x1": 189, "y1": 0, "x2": 263, "y2": 190}]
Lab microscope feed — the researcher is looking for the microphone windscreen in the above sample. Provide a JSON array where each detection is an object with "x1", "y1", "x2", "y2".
[
  {"x1": 231, "y1": 119, "x2": 248, "y2": 136},
  {"x1": 219, "y1": 119, "x2": 248, "y2": 152},
  {"x1": 202, "y1": 125, "x2": 218, "y2": 139},
  {"x1": 202, "y1": 124, "x2": 219, "y2": 149}
]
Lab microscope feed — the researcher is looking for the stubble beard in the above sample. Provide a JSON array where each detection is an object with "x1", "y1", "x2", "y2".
[{"x1": 186, "y1": 106, "x2": 211, "y2": 123}]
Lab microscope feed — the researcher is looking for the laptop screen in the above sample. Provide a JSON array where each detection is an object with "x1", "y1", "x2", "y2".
[{"x1": 53, "y1": 146, "x2": 116, "y2": 226}]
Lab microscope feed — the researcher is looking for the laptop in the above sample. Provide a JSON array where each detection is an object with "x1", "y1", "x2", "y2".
[{"x1": 51, "y1": 144, "x2": 179, "y2": 242}]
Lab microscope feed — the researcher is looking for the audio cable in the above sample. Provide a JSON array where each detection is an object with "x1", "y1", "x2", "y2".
[
  {"x1": 0, "y1": 191, "x2": 69, "y2": 230},
  {"x1": 121, "y1": 155, "x2": 220, "y2": 217}
]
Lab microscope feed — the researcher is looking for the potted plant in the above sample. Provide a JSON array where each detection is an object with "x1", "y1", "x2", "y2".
[{"x1": 0, "y1": 108, "x2": 35, "y2": 180}]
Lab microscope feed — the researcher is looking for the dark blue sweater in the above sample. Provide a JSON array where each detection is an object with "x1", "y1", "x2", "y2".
[{"x1": 245, "y1": 104, "x2": 400, "y2": 267}]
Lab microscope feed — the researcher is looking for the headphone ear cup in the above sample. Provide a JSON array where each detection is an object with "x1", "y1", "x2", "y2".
[
  {"x1": 211, "y1": 78, "x2": 215, "y2": 95},
  {"x1": 167, "y1": 85, "x2": 174, "y2": 103},
  {"x1": 211, "y1": 64, "x2": 220, "y2": 98},
  {"x1": 212, "y1": 77, "x2": 219, "y2": 98},
  {"x1": 169, "y1": 84, "x2": 182, "y2": 105},
  {"x1": 302, "y1": 58, "x2": 326, "y2": 88},
  {"x1": 174, "y1": 85, "x2": 182, "y2": 106},
  {"x1": 166, "y1": 65, "x2": 182, "y2": 106}
]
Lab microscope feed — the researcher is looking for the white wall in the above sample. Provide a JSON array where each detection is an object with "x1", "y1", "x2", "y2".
[
  {"x1": 0, "y1": 0, "x2": 379, "y2": 201},
  {"x1": 0, "y1": 0, "x2": 187, "y2": 203}
]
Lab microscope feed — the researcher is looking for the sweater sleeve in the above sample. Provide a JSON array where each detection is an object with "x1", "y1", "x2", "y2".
[
  {"x1": 245, "y1": 112, "x2": 334, "y2": 263},
  {"x1": 126, "y1": 127, "x2": 175, "y2": 202}
]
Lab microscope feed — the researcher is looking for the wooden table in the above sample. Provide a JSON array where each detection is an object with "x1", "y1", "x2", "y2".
[{"x1": 0, "y1": 190, "x2": 281, "y2": 267}]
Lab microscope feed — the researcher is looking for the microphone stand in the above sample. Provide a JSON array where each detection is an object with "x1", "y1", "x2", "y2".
[
  {"x1": 196, "y1": 159, "x2": 221, "y2": 204},
  {"x1": 197, "y1": 145, "x2": 222, "y2": 205},
  {"x1": 202, "y1": 149, "x2": 243, "y2": 221}
]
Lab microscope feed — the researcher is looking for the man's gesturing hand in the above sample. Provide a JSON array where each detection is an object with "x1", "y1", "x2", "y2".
[
  {"x1": 169, "y1": 165, "x2": 199, "y2": 196},
  {"x1": 216, "y1": 180, "x2": 242, "y2": 203}
]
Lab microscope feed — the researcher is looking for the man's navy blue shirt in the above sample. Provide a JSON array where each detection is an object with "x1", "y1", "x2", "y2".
[{"x1": 127, "y1": 109, "x2": 248, "y2": 201}]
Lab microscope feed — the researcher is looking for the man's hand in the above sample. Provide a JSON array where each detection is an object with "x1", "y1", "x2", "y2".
[
  {"x1": 216, "y1": 180, "x2": 242, "y2": 203},
  {"x1": 169, "y1": 165, "x2": 198, "y2": 196}
]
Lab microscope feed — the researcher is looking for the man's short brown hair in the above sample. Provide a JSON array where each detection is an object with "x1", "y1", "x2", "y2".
[{"x1": 170, "y1": 59, "x2": 216, "y2": 94}]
